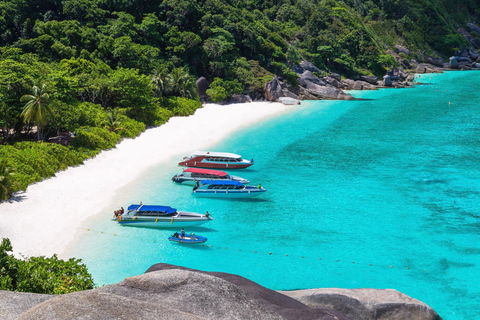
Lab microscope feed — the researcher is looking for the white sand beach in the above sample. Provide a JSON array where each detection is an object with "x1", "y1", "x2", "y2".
[{"x1": 0, "y1": 102, "x2": 294, "y2": 258}]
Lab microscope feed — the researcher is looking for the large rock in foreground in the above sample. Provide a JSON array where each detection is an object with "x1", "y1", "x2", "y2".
[
  {"x1": 0, "y1": 291, "x2": 53, "y2": 320},
  {"x1": 281, "y1": 288, "x2": 441, "y2": 320},
  {"x1": 0, "y1": 263, "x2": 441, "y2": 320}
]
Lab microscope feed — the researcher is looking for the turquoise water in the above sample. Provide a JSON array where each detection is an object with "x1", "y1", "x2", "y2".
[{"x1": 71, "y1": 71, "x2": 480, "y2": 319}]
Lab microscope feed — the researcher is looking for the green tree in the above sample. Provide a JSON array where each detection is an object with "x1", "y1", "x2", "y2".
[
  {"x1": 166, "y1": 67, "x2": 198, "y2": 99},
  {"x1": 0, "y1": 238, "x2": 95, "y2": 294},
  {"x1": 0, "y1": 158, "x2": 15, "y2": 201},
  {"x1": 102, "y1": 109, "x2": 125, "y2": 133},
  {"x1": 150, "y1": 65, "x2": 169, "y2": 97},
  {"x1": 20, "y1": 82, "x2": 54, "y2": 140}
]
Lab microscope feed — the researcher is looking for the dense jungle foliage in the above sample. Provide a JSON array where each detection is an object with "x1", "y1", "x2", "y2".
[
  {"x1": 0, "y1": 238, "x2": 95, "y2": 294},
  {"x1": 0, "y1": 0, "x2": 479, "y2": 199}
]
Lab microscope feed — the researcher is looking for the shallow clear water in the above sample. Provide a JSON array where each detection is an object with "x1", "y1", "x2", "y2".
[{"x1": 71, "y1": 71, "x2": 480, "y2": 319}]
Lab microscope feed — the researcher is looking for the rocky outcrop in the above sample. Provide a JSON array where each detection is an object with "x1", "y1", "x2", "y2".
[
  {"x1": 0, "y1": 291, "x2": 53, "y2": 320},
  {"x1": 196, "y1": 77, "x2": 209, "y2": 101},
  {"x1": 0, "y1": 264, "x2": 442, "y2": 320},
  {"x1": 360, "y1": 75, "x2": 378, "y2": 85},
  {"x1": 281, "y1": 288, "x2": 442, "y2": 320},
  {"x1": 449, "y1": 56, "x2": 459, "y2": 68},
  {"x1": 279, "y1": 97, "x2": 300, "y2": 105},
  {"x1": 227, "y1": 94, "x2": 252, "y2": 104},
  {"x1": 264, "y1": 77, "x2": 284, "y2": 102}
]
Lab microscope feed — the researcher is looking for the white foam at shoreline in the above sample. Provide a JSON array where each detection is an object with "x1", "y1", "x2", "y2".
[{"x1": 0, "y1": 102, "x2": 293, "y2": 258}]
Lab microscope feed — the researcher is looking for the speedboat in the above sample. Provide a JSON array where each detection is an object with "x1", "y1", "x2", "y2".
[
  {"x1": 168, "y1": 232, "x2": 208, "y2": 244},
  {"x1": 178, "y1": 151, "x2": 254, "y2": 169},
  {"x1": 116, "y1": 204, "x2": 213, "y2": 228},
  {"x1": 172, "y1": 168, "x2": 249, "y2": 185},
  {"x1": 192, "y1": 180, "x2": 266, "y2": 198}
]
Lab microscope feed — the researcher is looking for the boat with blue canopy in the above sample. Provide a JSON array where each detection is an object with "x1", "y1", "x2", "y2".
[
  {"x1": 192, "y1": 180, "x2": 266, "y2": 198},
  {"x1": 115, "y1": 204, "x2": 213, "y2": 228},
  {"x1": 172, "y1": 168, "x2": 249, "y2": 185}
]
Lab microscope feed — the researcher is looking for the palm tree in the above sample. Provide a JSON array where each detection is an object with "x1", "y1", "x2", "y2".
[
  {"x1": 166, "y1": 68, "x2": 198, "y2": 99},
  {"x1": 0, "y1": 158, "x2": 15, "y2": 201},
  {"x1": 20, "y1": 82, "x2": 54, "y2": 140},
  {"x1": 150, "y1": 66, "x2": 169, "y2": 97},
  {"x1": 102, "y1": 109, "x2": 125, "y2": 133}
]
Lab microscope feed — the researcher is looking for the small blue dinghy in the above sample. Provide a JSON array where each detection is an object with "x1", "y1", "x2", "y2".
[{"x1": 168, "y1": 232, "x2": 208, "y2": 244}]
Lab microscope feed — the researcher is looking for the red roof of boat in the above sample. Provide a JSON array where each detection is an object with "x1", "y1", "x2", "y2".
[{"x1": 183, "y1": 168, "x2": 228, "y2": 177}]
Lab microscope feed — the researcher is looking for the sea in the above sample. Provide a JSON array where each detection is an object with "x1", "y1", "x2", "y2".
[{"x1": 70, "y1": 70, "x2": 480, "y2": 320}]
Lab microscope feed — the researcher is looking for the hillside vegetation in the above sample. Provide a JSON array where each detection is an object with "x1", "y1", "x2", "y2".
[{"x1": 0, "y1": 0, "x2": 479, "y2": 199}]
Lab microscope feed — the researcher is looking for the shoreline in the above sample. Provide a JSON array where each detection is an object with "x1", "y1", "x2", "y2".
[{"x1": 0, "y1": 101, "x2": 294, "y2": 258}]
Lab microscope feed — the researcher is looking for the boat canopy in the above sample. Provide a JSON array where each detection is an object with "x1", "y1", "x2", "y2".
[
  {"x1": 201, "y1": 180, "x2": 243, "y2": 187},
  {"x1": 191, "y1": 151, "x2": 241, "y2": 159},
  {"x1": 183, "y1": 168, "x2": 228, "y2": 176},
  {"x1": 127, "y1": 204, "x2": 177, "y2": 213}
]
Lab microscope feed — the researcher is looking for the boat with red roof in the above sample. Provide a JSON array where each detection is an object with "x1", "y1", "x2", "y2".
[
  {"x1": 178, "y1": 151, "x2": 254, "y2": 169},
  {"x1": 172, "y1": 168, "x2": 249, "y2": 185}
]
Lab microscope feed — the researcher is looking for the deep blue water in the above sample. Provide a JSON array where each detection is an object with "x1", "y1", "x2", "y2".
[{"x1": 71, "y1": 71, "x2": 480, "y2": 320}]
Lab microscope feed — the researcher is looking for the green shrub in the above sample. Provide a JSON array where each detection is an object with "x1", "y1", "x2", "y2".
[
  {"x1": 70, "y1": 126, "x2": 117, "y2": 151},
  {"x1": 153, "y1": 107, "x2": 175, "y2": 126},
  {"x1": 160, "y1": 97, "x2": 202, "y2": 117},
  {"x1": 0, "y1": 142, "x2": 85, "y2": 193},
  {"x1": 206, "y1": 78, "x2": 243, "y2": 102},
  {"x1": 206, "y1": 86, "x2": 227, "y2": 102},
  {"x1": 116, "y1": 117, "x2": 146, "y2": 139},
  {"x1": 0, "y1": 238, "x2": 95, "y2": 294}
]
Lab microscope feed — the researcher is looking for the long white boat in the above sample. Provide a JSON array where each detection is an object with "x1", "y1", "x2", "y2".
[
  {"x1": 192, "y1": 180, "x2": 266, "y2": 198},
  {"x1": 116, "y1": 204, "x2": 213, "y2": 228},
  {"x1": 172, "y1": 168, "x2": 249, "y2": 185},
  {"x1": 178, "y1": 151, "x2": 254, "y2": 169}
]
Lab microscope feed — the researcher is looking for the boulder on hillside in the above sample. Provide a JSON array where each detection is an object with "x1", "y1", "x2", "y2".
[
  {"x1": 227, "y1": 94, "x2": 252, "y2": 104},
  {"x1": 281, "y1": 89, "x2": 299, "y2": 99},
  {"x1": 325, "y1": 76, "x2": 343, "y2": 88},
  {"x1": 281, "y1": 288, "x2": 441, "y2": 320},
  {"x1": 415, "y1": 63, "x2": 437, "y2": 73},
  {"x1": 329, "y1": 73, "x2": 342, "y2": 82},
  {"x1": 196, "y1": 77, "x2": 209, "y2": 100},
  {"x1": 308, "y1": 86, "x2": 355, "y2": 100},
  {"x1": 360, "y1": 75, "x2": 378, "y2": 85},
  {"x1": 279, "y1": 97, "x2": 301, "y2": 105},
  {"x1": 264, "y1": 77, "x2": 283, "y2": 102},
  {"x1": 383, "y1": 75, "x2": 393, "y2": 87},
  {"x1": 293, "y1": 60, "x2": 321, "y2": 74},
  {"x1": 395, "y1": 45, "x2": 410, "y2": 56},
  {"x1": 353, "y1": 80, "x2": 364, "y2": 90},
  {"x1": 425, "y1": 57, "x2": 445, "y2": 67},
  {"x1": 298, "y1": 70, "x2": 327, "y2": 86},
  {"x1": 449, "y1": 56, "x2": 459, "y2": 68},
  {"x1": 467, "y1": 22, "x2": 480, "y2": 34}
]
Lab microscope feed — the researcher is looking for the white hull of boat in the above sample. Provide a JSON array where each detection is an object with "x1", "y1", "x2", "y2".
[
  {"x1": 117, "y1": 217, "x2": 211, "y2": 228},
  {"x1": 192, "y1": 189, "x2": 266, "y2": 198}
]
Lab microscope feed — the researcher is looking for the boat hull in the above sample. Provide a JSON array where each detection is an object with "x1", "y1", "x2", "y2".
[
  {"x1": 172, "y1": 176, "x2": 249, "y2": 185},
  {"x1": 117, "y1": 217, "x2": 212, "y2": 228},
  {"x1": 192, "y1": 189, "x2": 266, "y2": 198},
  {"x1": 178, "y1": 155, "x2": 253, "y2": 169},
  {"x1": 168, "y1": 235, "x2": 208, "y2": 244},
  {"x1": 179, "y1": 161, "x2": 252, "y2": 169}
]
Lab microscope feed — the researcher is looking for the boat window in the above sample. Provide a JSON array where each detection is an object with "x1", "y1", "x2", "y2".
[{"x1": 207, "y1": 185, "x2": 215, "y2": 189}]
